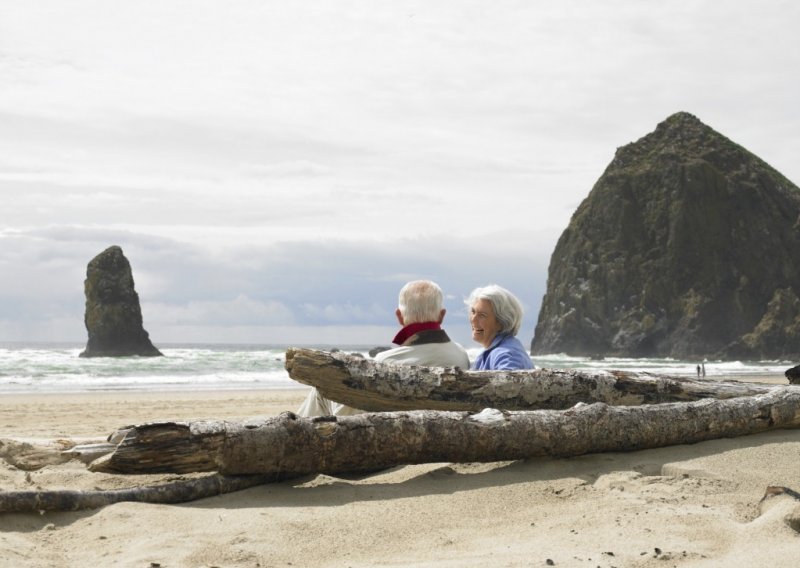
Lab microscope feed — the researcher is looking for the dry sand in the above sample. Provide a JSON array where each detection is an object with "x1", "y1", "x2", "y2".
[{"x1": 1, "y1": 382, "x2": 799, "y2": 568}]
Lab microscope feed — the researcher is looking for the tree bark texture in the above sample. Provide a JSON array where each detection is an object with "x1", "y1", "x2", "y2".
[
  {"x1": 90, "y1": 387, "x2": 800, "y2": 476},
  {"x1": 284, "y1": 348, "x2": 780, "y2": 412}
]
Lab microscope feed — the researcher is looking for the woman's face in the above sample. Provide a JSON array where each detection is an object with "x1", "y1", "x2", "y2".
[{"x1": 469, "y1": 298, "x2": 503, "y2": 348}]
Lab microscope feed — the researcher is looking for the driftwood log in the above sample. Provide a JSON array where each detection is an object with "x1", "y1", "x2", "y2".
[
  {"x1": 785, "y1": 365, "x2": 800, "y2": 385},
  {"x1": 284, "y1": 348, "x2": 779, "y2": 411},
  {"x1": 89, "y1": 387, "x2": 800, "y2": 475}
]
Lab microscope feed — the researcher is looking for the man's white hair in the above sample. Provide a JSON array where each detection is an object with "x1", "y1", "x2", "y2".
[{"x1": 398, "y1": 280, "x2": 444, "y2": 324}]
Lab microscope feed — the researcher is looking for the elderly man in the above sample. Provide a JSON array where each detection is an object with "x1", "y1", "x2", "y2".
[{"x1": 296, "y1": 280, "x2": 470, "y2": 417}]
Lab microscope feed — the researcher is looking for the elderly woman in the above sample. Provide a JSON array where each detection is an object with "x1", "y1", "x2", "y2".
[{"x1": 466, "y1": 284, "x2": 534, "y2": 370}]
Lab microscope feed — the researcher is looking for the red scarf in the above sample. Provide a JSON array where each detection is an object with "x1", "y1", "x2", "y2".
[{"x1": 392, "y1": 321, "x2": 442, "y2": 345}]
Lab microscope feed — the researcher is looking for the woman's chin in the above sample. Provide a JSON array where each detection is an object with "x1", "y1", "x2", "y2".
[{"x1": 472, "y1": 334, "x2": 490, "y2": 348}]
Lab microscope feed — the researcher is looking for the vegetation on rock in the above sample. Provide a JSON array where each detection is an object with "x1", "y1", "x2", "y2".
[{"x1": 531, "y1": 112, "x2": 800, "y2": 359}]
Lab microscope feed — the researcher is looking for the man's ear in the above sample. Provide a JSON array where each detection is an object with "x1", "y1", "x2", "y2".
[
  {"x1": 438, "y1": 308, "x2": 446, "y2": 324},
  {"x1": 396, "y1": 308, "x2": 405, "y2": 326}
]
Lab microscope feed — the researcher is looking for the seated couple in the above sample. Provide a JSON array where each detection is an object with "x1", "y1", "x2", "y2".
[{"x1": 297, "y1": 279, "x2": 533, "y2": 418}]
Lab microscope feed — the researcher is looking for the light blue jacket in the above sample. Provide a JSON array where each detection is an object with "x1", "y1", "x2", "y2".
[{"x1": 471, "y1": 334, "x2": 534, "y2": 371}]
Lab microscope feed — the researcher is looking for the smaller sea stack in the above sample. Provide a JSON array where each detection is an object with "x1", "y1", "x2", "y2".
[{"x1": 80, "y1": 246, "x2": 162, "y2": 358}]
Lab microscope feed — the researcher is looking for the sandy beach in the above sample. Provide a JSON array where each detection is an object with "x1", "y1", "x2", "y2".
[{"x1": 1, "y1": 381, "x2": 799, "y2": 568}]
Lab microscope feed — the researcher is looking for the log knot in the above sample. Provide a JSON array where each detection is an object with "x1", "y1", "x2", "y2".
[{"x1": 313, "y1": 421, "x2": 339, "y2": 437}]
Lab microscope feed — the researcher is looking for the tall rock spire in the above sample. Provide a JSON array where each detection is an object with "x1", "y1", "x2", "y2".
[
  {"x1": 531, "y1": 112, "x2": 800, "y2": 359},
  {"x1": 80, "y1": 246, "x2": 163, "y2": 358}
]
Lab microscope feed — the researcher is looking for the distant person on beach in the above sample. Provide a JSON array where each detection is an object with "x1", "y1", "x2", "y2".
[
  {"x1": 296, "y1": 280, "x2": 470, "y2": 417},
  {"x1": 466, "y1": 284, "x2": 534, "y2": 371}
]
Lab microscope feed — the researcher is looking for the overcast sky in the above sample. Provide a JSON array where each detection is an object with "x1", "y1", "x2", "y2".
[{"x1": 1, "y1": 1, "x2": 798, "y2": 347}]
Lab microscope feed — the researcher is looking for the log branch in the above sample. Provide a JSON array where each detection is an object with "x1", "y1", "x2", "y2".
[{"x1": 0, "y1": 473, "x2": 290, "y2": 513}]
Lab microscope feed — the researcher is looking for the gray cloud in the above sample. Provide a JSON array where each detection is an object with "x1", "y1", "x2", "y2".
[
  {"x1": 1, "y1": 1, "x2": 798, "y2": 345},
  {"x1": 0, "y1": 226, "x2": 550, "y2": 345}
]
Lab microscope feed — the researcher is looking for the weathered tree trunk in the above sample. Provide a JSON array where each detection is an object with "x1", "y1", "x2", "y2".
[
  {"x1": 0, "y1": 473, "x2": 288, "y2": 513},
  {"x1": 90, "y1": 387, "x2": 800, "y2": 475},
  {"x1": 284, "y1": 348, "x2": 780, "y2": 411}
]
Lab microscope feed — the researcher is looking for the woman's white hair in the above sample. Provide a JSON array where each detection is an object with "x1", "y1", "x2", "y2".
[
  {"x1": 465, "y1": 284, "x2": 525, "y2": 336},
  {"x1": 398, "y1": 280, "x2": 444, "y2": 324}
]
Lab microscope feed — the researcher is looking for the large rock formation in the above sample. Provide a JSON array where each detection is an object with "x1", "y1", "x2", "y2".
[
  {"x1": 80, "y1": 246, "x2": 162, "y2": 358},
  {"x1": 531, "y1": 112, "x2": 800, "y2": 360}
]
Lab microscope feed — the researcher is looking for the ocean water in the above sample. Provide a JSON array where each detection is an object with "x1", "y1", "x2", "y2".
[{"x1": 0, "y1": 342, "x2": 792, "y2": 394}]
